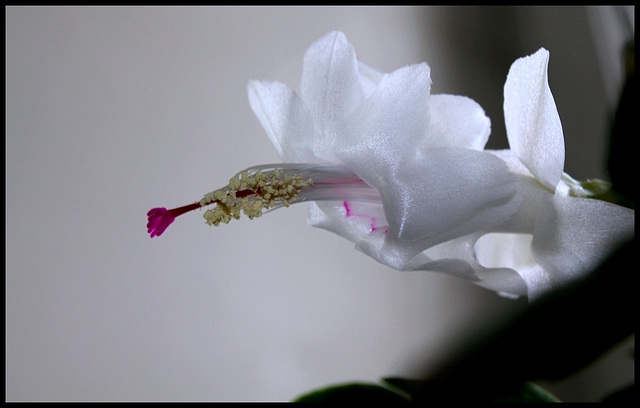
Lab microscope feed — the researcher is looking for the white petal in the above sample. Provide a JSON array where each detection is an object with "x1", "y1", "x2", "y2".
[
  {"x1": 426, "y1": 234, "x2": 529, "y2": 297},
  {"x1": 356, "y1": 60, "x2": 385, "y2": 95},
  {"x1": 247, "y1": 80, "x2": 316, "y2": 162},
  {"x1": 309, "y1": 201, "x2": 529, "y2": 297},
  {"x1": 308, "y1": 199, "x2": 431, "y2": 273},
  {"x1": 308, "y1": 200, "x2": 395, "y2": 271},
  {"x1": 504, "y1": 48, "x2": 565, "y2": 190},
  {"x1": 363, "y1": 231, "x2": 529, "y2": 298},
  {"x1": 334, "y1": 148, "x2": 522, "y2": 280},
  {"x1": 380, "y1": 148, "x2": 520, "y2": 245},
  {"x1": 336, "y1": 62, "x2": 432, "y2": 183},
  {"x1": 299, "y1": 31, "x2": 365, "y2": 162},
  {"x1": 530, "y1": 194, "x2": 635, "y2": 298},
  {"x1": 308, "y1": 200, "x2": 388, "y2": 245},
  {"x1": 486, "y1": 149, "x2": 535, "y2": 178},
  {"x1": 474, "y1": 232, "x2": 543, "y2": 297},
  {"x1": 427, "y1": 94, "x2": 491, "y2": 151}
]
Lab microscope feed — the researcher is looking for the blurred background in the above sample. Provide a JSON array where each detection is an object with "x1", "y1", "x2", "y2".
[{"x1": 6, "y1": 6, "x2": 634, "y2": 401}]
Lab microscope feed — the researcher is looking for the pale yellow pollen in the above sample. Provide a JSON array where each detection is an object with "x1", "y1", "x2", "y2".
[{"x1": 200, "y1": 168, "x2": 313, "y2": 226}]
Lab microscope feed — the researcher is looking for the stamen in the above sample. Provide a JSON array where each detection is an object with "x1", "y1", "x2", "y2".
[
  {"x1": 199, "y1": 166, "x2": 314, "y2": 226},
  {"x1": 146, "y1": 164, "x2": 381, "y2": 238}
]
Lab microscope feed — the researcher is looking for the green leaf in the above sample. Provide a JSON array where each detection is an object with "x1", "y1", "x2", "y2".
[
  {"x1": 381, "y1": 377, "x2": 427, "y2": 399},
  {"x1": 491, "y1": 381, "x2": 560, "y2": 402},
  {"x1": 294, "y1": 379, "x2": 560, "y2": 402},
  {"x1": 382, "y1": 377, "x2": 560, "y2": 402},
  {"x1": 292, "y1": 382, "x2": 409, "y2": 403}
]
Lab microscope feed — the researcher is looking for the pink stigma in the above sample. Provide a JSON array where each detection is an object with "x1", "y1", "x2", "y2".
[{"x1": 147, "y1": 202, "x2": 201, "y2": 238}]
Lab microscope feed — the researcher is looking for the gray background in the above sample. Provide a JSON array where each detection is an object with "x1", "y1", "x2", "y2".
[{"x1": 6, "y1": 6, "x2": 634, "y2": 401}]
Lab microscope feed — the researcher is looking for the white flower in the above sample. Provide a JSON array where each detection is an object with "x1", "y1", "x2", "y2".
[
  {"x1": 148, "y1": 31, "x2": 634, "y2": 300},
  {"x1": 475, "y1": 48, "x2": 635, "y2": 298}
]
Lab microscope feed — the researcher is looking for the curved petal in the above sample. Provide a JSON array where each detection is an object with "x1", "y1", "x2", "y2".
[
  {"x1": 530, "y1": 194, "x2": 635, "y2": 298},
  {"x1": 331, "y1": 149, "x2": 522, "y2": 281},
  {"x1": 362, "y1": 231, "x2": 529, "y2": 298},
  {"x1": 311, "y1": 205, "x2": 529, "y2": 298},
  {"x1": 379, "y1": 148, "x2": 521, "y2": 245},
  {"x1": 300, "y1": 31, "x2": 366, "y2": 162},
  {"x1": 308, "y1": 200, "x2": 388, "y2": 245},
  {"x1": 357, "y1": 60, "x2": 385, "y2": 93},
  {"x1": 336, "y1": 62, "x2": 432, "y2": 183},
  {"x1": 486, "y1": 149, "x2": 535, "y2": 178},
  {"x1": 247, "y1": 80, "x2": 316, "y2": 162},
  {"x1": 427, "y1": 94, "x2": 491, "y2": 151},
  {"x1": 504, "y1": 48, "x2": 565, "y2": 190},
  {"x1": 474, "y1": 232, "x2": 543, "y2": 298},
  {"x1": 426, "y1": 233, "x2": 529, "y2": 297}
]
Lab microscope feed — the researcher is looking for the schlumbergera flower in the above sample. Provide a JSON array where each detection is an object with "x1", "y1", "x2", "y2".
[{"x1": 148, "y1": 31, "x2": 634, "y2": 299}]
